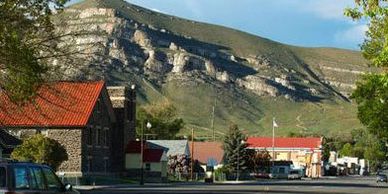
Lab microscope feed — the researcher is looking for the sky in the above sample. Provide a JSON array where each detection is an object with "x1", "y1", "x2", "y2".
[{"x1": 69, "y1": 0, "x2": 367, "y2": 50}]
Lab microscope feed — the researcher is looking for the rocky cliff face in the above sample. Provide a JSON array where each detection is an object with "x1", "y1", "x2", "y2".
[
  {"x1": 58, "y1": 2, "x2": 370, "y2": 102},
  {"x1": 52, "y1": 0, "x2": 374, "y2": 135}
]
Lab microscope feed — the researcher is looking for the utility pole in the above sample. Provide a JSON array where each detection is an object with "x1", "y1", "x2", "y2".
[
  {"x1": 140, "y1": 121, "x2": 144, "y2": 185},
  {"x1": 211, "y1": 98, "x2": 217, "y2": 142},
  {"x1": 140, "y1": 121, "x2": 152, "y2": 185},
  {"x1": 191, "y1": 128, "x2": 194, "y2": 181},
  {"x1": 272, "y1": 117, "x2": 275, "y2": 173}
]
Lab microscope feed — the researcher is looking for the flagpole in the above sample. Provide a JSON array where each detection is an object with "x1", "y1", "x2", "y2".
[{"x1": 272, "y1": 117, "x2": 275, "y2": 171}]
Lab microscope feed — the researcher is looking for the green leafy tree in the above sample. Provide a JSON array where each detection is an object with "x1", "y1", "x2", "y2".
[
  {"x1": 339, "y1": 143, "x2": 354, "y2": 157},
  {"x1": 136, "y1": 100, "x2": 184, "y2": 139},
  {"x1": 0, "y1": 0, "x2": 101, "y2": 104},
  {"x1": 364, "y1": 140, "x2": 386, "y2": 171},
  {"x1": 0, "y1": 0, "x2": 68, "y2": 103},
  {"x1": 11, "y1": 134, "x2": 68, "y2": 170},
  {"x1": 336, "y1": 128, "x2": 386, "y2": 171},
  {"x1": 345, "y1": 1, "x2": 388, "y2": 141},
  {"x1": 222, "y1": 123, "x2": 247, "y2": 172}
]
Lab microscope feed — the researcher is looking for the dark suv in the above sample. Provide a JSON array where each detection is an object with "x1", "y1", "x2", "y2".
[{"x1": 0, "y1": 160, "x2": 78, "y2": 194}]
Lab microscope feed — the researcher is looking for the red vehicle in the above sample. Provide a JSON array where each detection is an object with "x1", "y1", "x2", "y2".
[{"x1": 252, "y1": 172, "x2": 270, "y2": 179}]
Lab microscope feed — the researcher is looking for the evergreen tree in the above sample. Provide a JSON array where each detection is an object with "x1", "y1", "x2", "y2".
[{"x1": 223, "y1": 123, "x2": 247, "y2": 172}]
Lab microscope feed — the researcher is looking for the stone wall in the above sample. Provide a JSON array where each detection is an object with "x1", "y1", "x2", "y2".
[
  {"x1": 47, "y1": 129, "x2": 82, "y2": 174},
  {"x1": 84, "y1": 94, "x2": 114, "y2": 174},
  {"x1": 10, "y1": 128, "x2": 83, "y2": 175}
]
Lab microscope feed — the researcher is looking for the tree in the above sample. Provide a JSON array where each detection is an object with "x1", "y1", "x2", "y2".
[
  {"x1": 11, "y1": 134, "x2": 68, "y2": 170},
  {"x1": 0, "y1": 0, "x2": 101, "y2": 104},
  {"x1": 222, "y1": 123, "x2": 247, "y2": 172},
  {"x1": 167, "y1": 154, "x2": 190, "y2": 179},
  {"x1": 0, "y1": 0, "x2": 66, "y2": 103},
  {"x1": 345, "y1": 1, "x2": 388, "y2": 141},
  {"x1": 246, "y1": 149, "x2": 271, "y2": 173},
  {"x1": 339, "y1": 143, "x2": 354, "y2": 157},
  {"x1": 335, "y1": 128, "x2": 386, "y2": 171},
  {"x1": 136, "y1": 100, "x2": 184, "y2": 139}
]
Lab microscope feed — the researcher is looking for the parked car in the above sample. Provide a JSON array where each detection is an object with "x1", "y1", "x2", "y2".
[
  {"x1": 376, "y1": 174, "x2": 388, "y2": 183},
  {"x1": 0, "y1": 159, "x2": 79, "y2": 194},
  {"x1": 288, "y1": 170, "x2": 302, "y2": 180},
  {"x1": 252, "y1": 171, "x2": 270, "y2": 179}
]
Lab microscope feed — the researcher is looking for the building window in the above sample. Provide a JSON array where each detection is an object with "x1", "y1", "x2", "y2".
[
  {"x1": 87, "y1": 127, "x2": 92, "y2": 146},
  {"x1": 95, "y1": 128, "x2": 100, "y2": 146},
  {"x1": 104, "y1": 157, "x2": 109, "y2": 174},
  {"x1": 104, "y1": 128, "x2": 109, "y2": 147},
  {"x1": 96, "y1": 99, "x2": 101, "y2": 114},
  {"x1": 87, "y1": 156, "x2": 93, "y2": 173},
  {"x1": 145, "y1": 163, "x2": 151, "y2": 171}
]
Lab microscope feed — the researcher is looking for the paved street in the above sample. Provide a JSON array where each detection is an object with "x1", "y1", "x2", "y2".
[{"x1": 78, "y1": 177, "x2": 388, "y2": 194}]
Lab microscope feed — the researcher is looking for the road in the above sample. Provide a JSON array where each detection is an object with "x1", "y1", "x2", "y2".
[{"x1": 79, "y1": 178, "x2": 388, "y2": 194}]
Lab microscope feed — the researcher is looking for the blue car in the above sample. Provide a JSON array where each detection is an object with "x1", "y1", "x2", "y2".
[
  {"x1": 376, "y1": 174, "x2": 387, "y2": 183},
  {"x1": 0, "y1": 159, "x2": 79, "y2": 194}
]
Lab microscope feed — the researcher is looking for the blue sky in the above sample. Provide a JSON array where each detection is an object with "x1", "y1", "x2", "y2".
[{"x1": 69, "y1": 0, "x2": 367, "y2": 50}]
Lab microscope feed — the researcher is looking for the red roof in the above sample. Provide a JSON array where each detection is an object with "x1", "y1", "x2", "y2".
[
  {"x1": 189, "y1": 142, "x2": 224, "y2": 165},
  {"x1": 126, "y1": 141, "x2": 143, "y2": 153},
  {"x1": 0, "y1": 81, "x2": 105, "y2": 127},
  {"x1": 144, "y1": 149, "x2": 164, "y2": 163},
  {"x1": 126, "y1": 141, "x2": 164, "y2": 162},
  {"x1": 246, "y1": 137, "x2": 322, "y2": 149}
]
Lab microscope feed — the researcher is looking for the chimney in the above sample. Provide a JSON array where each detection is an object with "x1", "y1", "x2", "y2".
[{"x1": 107, "y1": 86, "x2": 136, "y2": 143}]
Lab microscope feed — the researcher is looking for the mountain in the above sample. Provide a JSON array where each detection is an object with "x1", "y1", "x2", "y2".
[{"x1": 57, "y1": 0, "x2": 372, "y2": 139}]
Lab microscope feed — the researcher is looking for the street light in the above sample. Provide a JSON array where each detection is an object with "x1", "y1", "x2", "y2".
[
  {"x1": 237, "y1": 140, "x2": 245, "y2": 181},
  {"x1": 140, "y1": 121, "x2": 152, "y2": 185}
]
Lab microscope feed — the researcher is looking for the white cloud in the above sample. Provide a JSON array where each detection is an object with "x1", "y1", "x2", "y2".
[{"x1": 335, "y1": 24, "x2": 368, "y2": 45}]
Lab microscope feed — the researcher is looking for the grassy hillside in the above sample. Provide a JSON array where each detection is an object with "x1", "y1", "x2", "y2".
[
  {"x1": 162, "y1": 80, "x2": 361, "y2": 140},
  {"x1": 67, "y1": 0, "x2": 366, "y2": 139}
]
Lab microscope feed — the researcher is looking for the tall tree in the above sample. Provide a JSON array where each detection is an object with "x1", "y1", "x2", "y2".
[
  {"x1": 0, "y1": 0, "x2": 100, "y2": 104},
  {"x1": 223, "y1": 123, "x2": 247, "y2": 172},
  {"x1": 136, "y1": 100, "x2": 184, "y2": 139},
  {"x1": 0, "y1": 0, "x2": 67, "y2": 103},
  {"x1": 345, "y1": 1, "x2": 388, "y2": 142}
]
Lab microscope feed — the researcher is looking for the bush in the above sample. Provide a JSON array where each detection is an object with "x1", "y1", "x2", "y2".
[{"x1": 11, "y1": 134, "x2": 68, "y2": 170}]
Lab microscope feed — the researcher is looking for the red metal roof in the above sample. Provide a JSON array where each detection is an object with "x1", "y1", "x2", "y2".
[
  {"x1": 125, "y1": 141, "x2": 164, "y2": 162},
  {"x1": 0, "y1": 81, "x2": 105, "y2": 127},
  {"x1": 246, "y1": 137, "x2": 322, "y2": 149},
  {"x1": 189, "y1": 142, "x2": 224, "y2": 165},
  {"x1": 144, "y1": 149, "x2": 164, "y2": 163},
  {"x1": 126, "y1": 141, "x2": 143, "y2": 153}
]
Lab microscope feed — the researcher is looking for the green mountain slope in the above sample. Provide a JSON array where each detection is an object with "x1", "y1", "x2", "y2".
[{"x1": 61, "y1": 0, "x2": 369, "y2": 139}]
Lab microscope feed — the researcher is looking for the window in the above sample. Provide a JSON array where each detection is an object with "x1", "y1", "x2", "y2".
[
  {"x1": 42, "y1": 168, "x2": 62, "y2": 190},
  {"x1": 279, "y1": 167, "x2": 285, "y2": 174},
  {"x1": 0, "y1": 167, "x2": 6, "y2": 188},
  {"x1": 104, "y1": 129, "x2": 109, "y2": 147},
  {"x1": 14, "y1": 167, "x2": 29, "y2": 190},
  {"x1": 95, "y1": 128, "x2": 100, "y2": 145},
  {"x1": 87, "y1": 127, "x2": 92, "y2": 146},
  {"x1": 29, "y1": 167, "x2": 45, "y2": 190},
  {"x1": 104, "y1": 158, "x2": 109, "y2": 174},
  {"x1": 145, "y1": 163, "x2": 151, "y2": 171},
  {"x1": 87, "y1": 156, "x2": 93, "y2": 173}
]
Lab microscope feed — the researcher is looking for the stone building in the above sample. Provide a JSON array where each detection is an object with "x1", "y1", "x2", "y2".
[{"x1": 0, "y1": 81, "x2": 136, "y2": 177}]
